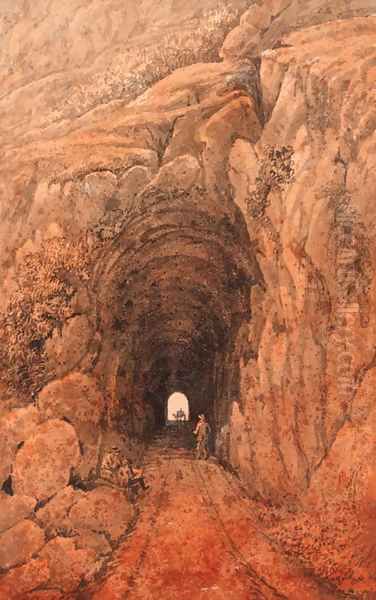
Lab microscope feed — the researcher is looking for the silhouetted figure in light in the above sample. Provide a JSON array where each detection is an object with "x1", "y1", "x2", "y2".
[{"x1": 176, "y1": 408, "x2": 186, "y2": 422}]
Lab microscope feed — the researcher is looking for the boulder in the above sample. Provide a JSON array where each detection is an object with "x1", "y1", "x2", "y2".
[
  {"x1": 0, "y1": 520, "x2": 45, "y2": 570},
  {"x1": 0, "y1": 405, "x2": 40, "y2": 441},
  {"x1": 62, "y1": 171, "x2": 118, "y2": 230},
  {"x1": 0, "y1": 558, "x2": 50, "y2": 599},
  {"x1": 220, "y1": 24, "x2": 261, "y2": 61},
  {"x1": 37, "y1": 374, "x2": 104, "y2": 479},
  {"x1": 35, "y1": 486, "x2": 83, "y2": 537},
  {"x1": 84, "y1": 171, "x2": 118, "y2": 204},
  {"x1": 240, "y1": 5, "x2": 272, "y2": 30},
  {"x1": 44, "y1": 315, "x2": 94, "y2": 378},
  {"x1": 69, "y1": 170, "x2": 119, "y2": 227},
  {"x1": 118, "y1": 165, "x2": 153, "y2": 206},
  {"x1": 0, "y1": 492, "x2": 37, "y2": 533},
  {"x1": 13, "y1": 420, "x2": 80, "y2": 501},
  {"x1": 151, "y1": 155, "x2": 201, "y2": 192},
  {"x1": 69, "y1": 486, "x2": 133, "y2": 542},
  {"x1": 37, "y1": 373, "x2": 103, "y2": 426},
  {"x1": 39, "y1": 537, "x2": 101, "y2": 593},
  {"x1": 74, "y1": 529, "x2": 112, "y2": 556},
  {"x1": 0, "y1": 406, "x2": 41, "y2": 486}
]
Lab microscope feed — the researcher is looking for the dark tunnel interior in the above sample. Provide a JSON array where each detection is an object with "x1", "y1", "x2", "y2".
[{"x1": 96, "y1": 184, "x2": 262, "y2": 438}]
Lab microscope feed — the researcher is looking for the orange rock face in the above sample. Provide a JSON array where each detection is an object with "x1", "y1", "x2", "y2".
[
  {"x1": 0, "y1": 0, "x2": 375, "y2": 596},
  {"x1": 13, "y1": 420, "x2": 81, "y2": 501},
  {"x1": 0, "y1": 407, "x2": 41, "y2": 486},
  {"x1": 38, "y1": 537, "x2": 100, "y2": 593},
  {"x1": 69, "y1": 486, "x2": 134, "y2": 542},
  {"x1": 0, "y1": 493, "x2": 36, "y2": 533},
  {"x1": 0, "y1": 558, "x2": 50, "y2": 599},
  {"x1": 0, "y1": 521, "x2": 45, "y2": 570}
]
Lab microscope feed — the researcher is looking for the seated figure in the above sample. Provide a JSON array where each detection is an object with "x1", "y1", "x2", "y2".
[
  {"x1": 120, "y1": 457, "x2": 148, "y2": 491},
  {"x1": 100, "y1": 446, "x2": 122, "y2": 485},
  {"x1": 100, "y1": 446, "x2": 148, "y2": 492}
]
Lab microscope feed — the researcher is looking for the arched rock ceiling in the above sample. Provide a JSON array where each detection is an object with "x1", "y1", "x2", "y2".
[{"x1": 96, "y1": 184, "x2": 261, "y2": 416}]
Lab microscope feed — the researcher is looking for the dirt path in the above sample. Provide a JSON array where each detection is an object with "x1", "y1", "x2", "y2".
[{"x1": 88, "y1": 429, "x2": 345, "y2": 600}]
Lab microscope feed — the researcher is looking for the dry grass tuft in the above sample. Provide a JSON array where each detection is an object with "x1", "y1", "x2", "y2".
[{"x1": 110, "y1": 3, "x2": 251, "y2": 102}]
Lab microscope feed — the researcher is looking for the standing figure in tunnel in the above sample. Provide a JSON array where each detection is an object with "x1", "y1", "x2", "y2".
[{"x1": 193, "y1": 414, "x2": 211, "y2": 460}]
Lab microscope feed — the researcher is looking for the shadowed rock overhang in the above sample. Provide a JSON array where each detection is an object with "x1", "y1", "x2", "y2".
[{"x1": 96, "y1": 177, "x2": 263, "y2": 425}]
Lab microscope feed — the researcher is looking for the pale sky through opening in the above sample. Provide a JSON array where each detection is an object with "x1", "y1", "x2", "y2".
[{"x1": 167, "y1": 392, "x2": 189, "y2": 421}]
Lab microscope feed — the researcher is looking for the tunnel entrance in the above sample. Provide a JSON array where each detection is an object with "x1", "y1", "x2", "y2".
[
  {"x1": 166, "y1": 391, "x2": 190, "y2": 425},
  {"x1": 96, "y1": 182, "x2": 261, "y2": 444}
]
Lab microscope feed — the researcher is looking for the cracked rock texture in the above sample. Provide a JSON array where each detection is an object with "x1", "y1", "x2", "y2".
[
  {"x1": 0, "y1": 0, "x2": 375, "y2": 596},
  {"x1": 13, "y1": 420, "x2": 81, "y2": 501},
  {"x1": 35, "y1": 486, "x2": 84, "y2": 537},
  {"x1": 0, "y1": 493, "x2": 37, "y2": 533},
  {"x1": 0, "y1": 558, "x2": 50, "y2": 599},
  {"x1": 39, "y1": 537, "x2": 100, "y2": 594},
  {"x1": 69, "y1": 486, "x2": 134, "y2": 543},
  {"x1": 0, "y1": 406, "x2": 41, "y2": 486},
  {"x1": 0, "y1": 520, "x2": 45, "y2": 570}
]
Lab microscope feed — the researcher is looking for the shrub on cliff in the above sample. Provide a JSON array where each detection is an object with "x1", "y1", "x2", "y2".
[
  {"x1": 120, "y1": 3, "x2": 250, "y2": 101},
  {"x1": 0, "y1": 238, "x2": 91, "y2": 398}
]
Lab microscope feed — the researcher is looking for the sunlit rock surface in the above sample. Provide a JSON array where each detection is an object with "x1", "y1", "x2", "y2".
[{"x1": 0, "y1": 0, "x2": 375, "y2": 596}]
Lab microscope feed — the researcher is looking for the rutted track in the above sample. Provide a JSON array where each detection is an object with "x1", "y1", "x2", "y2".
[
  {"x1": 88, "y1": 428, "x2": 345, "y2": 600},
  {"x1": 191, "y1": 459, "x2": 285, "y2": 600},
  {"x1": 87, "y1": 434, "x2": 174, "y2": 600},
  {"x1": 123, "y1": 452, "x2": 174, "y2": 598}
]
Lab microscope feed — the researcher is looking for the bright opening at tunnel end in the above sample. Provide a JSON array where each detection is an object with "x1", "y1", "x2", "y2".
[{"x1": 166, "y1": 392, "x2": 190, "y2": 424}]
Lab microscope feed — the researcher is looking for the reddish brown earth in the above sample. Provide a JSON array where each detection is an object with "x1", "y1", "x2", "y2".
[
  {"x1": 87, "y1": 429, "x2": 350, "y2": 600},
  {"x1": 0, "y1": 0, "x2": 376, "y2": 597}
]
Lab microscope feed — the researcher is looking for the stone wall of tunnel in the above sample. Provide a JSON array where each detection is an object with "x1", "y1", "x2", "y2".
[
  {"x1": 0, "y1": 0, "x2": 375, "y2": 520},
  {"x1": 92, "y1": 161, "x2": 261, "y2": 438}
]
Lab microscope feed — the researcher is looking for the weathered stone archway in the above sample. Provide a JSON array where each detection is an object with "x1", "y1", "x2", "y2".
[
  {"x1": 0, "y1": 0, "x2": 375, "y2": 595},
  {"x1": 88, "y1": 163, "x2": 263, "y2": 442}
]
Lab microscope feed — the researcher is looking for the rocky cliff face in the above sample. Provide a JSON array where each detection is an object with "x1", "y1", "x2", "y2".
[{"x1": 0, "y1": 0, "x2": 375, "y2": 595}]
